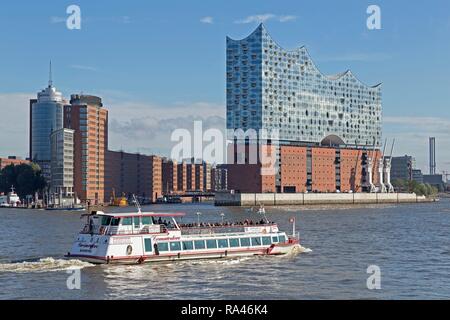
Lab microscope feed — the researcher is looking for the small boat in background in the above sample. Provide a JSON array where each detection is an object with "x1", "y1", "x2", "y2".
[{"x1": 0, "y1": 186, "x2": 21, "y2": 207}]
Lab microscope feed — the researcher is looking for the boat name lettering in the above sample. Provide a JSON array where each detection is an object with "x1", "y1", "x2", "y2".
[{"x1": 111, "y1": 237, "x2": 132, "y2": 245}]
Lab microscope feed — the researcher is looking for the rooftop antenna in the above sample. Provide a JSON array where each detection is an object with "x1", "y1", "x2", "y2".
[{"x1": 48, "y1": 60, "x2": 53, "y2": 87}]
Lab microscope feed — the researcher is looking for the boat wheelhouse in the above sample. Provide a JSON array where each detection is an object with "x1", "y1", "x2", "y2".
[{"x1": 67, "y1": 210, "x2": 304, "y2": 264}]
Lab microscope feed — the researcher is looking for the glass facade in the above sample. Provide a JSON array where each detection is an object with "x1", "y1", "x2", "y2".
[
  {"x1": 226, "y1": 24, "x2": 382, "y2": 147},
  {"x1": 31, "y1": 85, "x2": 65, "y2": 180}
]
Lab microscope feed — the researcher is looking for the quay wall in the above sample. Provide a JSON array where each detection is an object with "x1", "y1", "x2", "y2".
[{"x1": 215, "y1": 192, "x2": 431, "y2": 206}]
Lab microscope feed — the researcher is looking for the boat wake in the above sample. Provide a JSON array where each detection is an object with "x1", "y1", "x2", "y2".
[
  {"x1": 182, "y1": 256, "x2": 253, "y2": 266},
  {"x1": 301, "y1": 247, "x2": 313, "y2": 253},
  {"x1": 0, "y1": 257, "x2": 95, "y2": 273}
]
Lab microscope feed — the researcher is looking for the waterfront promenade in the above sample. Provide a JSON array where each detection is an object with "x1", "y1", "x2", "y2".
[{"x1": 215, "y1": 192, "x2": 434, "y2": 206}]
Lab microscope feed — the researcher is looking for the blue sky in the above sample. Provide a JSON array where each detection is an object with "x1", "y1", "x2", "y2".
[{"x1": 0, "y1": 0, "x2": 449, "y2": 174}]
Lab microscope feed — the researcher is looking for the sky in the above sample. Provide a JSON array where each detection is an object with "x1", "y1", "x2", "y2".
[{"x1": 0, "y1": 0, "x2": 449, "y2": 175}]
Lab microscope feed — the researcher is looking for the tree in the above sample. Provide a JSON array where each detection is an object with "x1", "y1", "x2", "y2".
[
  {"x1": 0, "y1": 163, "x2": 47, "y2": 198},
  {"x1": 392, "y1": 179, "x2": 407, "y2": 192}
]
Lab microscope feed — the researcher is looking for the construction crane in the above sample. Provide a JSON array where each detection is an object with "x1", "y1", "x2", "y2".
[
  {"x1": 443, "y1": 171, "x2": 450, "y2": 182},
  {"x1": 351, "y1": 140, "x2": 361, "y2": 193},
  {"x1": 384, "y1": 139, "x2": 395, "y2": 193}
]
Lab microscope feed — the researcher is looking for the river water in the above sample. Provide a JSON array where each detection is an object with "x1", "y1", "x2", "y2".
[{"x1": 0, "y1": 199, "x2": 449, "y2": 300}]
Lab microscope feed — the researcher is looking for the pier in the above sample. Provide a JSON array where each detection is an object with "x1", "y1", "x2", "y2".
[{"x1": 215, "y1": 192, "x2": 434, "y2": 206}]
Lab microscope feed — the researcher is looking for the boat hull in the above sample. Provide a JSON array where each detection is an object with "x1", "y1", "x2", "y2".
[{"x1": 67, "y1": 243, "x2": 304, "y2": 265}]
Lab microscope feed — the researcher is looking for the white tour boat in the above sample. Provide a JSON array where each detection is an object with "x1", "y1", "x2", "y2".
[
  {"x1": 66, "y1": 209, "x2": 305, "y2": 265},
  {"x1": 0, "y1": 186, "x2": 20, "y2": 207}
]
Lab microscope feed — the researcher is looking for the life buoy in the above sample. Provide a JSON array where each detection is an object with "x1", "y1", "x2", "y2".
[{"x1": 126, "y1": 245, "x2": 133, "y2": 255}]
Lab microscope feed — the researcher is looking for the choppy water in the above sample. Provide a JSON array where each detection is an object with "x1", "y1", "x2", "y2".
[{"x1": 0, "y1": 199, "x2": 449, "y2": 299}]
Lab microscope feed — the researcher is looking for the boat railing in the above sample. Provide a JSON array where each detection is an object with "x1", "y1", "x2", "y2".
[
  {"x1": 79, "y1": 223, "x2": 278, "y2": 236},
  {"x1": 179, "y1": 223, "x2": 277, "y2": 235},
  {"x1": 80, "y1": 224, "x2": 170, "y2": 235}
]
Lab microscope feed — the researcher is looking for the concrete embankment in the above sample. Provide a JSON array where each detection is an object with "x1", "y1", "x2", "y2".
[{"x1": 215, "y1": 192, "x2": 435, "y2": 206}]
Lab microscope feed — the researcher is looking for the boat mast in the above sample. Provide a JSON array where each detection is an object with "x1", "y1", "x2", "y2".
[{"x1": 132, "y1": 194, "x2": 141, "y2": 214}]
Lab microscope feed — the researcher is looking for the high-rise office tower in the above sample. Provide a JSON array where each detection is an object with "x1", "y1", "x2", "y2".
[
  {"x1": 50, "y1": 128, "x2": 75, "y2": 201},
  {"x1": 29, "y1": 64, "x2": 65, "y2": 181},
  {"x1": 64, "y1": 94, "x2": 108, "y2": 204},
  {"x1": 429, "y1": 137, "x2": 436, "y2": 175}
]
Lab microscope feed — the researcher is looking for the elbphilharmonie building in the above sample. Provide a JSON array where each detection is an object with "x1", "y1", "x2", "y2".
[{"x1": 226, "y1": 24, "x2": 389, "y2": 194}]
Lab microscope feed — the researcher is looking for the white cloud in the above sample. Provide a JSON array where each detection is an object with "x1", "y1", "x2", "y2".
[
  {"x1": 70, "y1": 65, "x2": 98, "y2": 72},
  {"x1": 0, "y1": 93, "x2": 34, "y2": 159},
  {"x1": 50, "y1": 16, "x2": 66, "y2": 24},
  {"x1": 318, "y1": 52, "x2": 392, "y2": 62},
  {"x1": 105, "y1": 99, "x2": 225, "y2": 157},
  {"x1": 383, "y1": 116, "x2": 450, "y2": 173},
  {"x1": 200, "y1": 16, "x2": 214, "y2": 24},
  {"x1": 51, "y1": 15, "x2": 131, "y2": 25},
  {"x1": 278, "y1": 15, "x2": 297, "y2": 23},
  {"x1": 235, "y1": 14, "x2": 296, "y2": 24}
]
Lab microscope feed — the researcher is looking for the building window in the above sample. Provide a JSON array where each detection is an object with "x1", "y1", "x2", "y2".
[{"x1": 144, "y1": 238, "x2": 152, "y2": 252}]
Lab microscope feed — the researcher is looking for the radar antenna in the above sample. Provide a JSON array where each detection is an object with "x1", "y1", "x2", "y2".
[{"x1": 49, "y1": 61, "x2": 53, "y2": 87}]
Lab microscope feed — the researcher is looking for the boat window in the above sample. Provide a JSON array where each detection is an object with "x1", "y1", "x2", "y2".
[
  {"x1": 101, "y1": 216, "x2": 112, "y2": 226},
  {"x1": 272, "y1": 236, "x2": 279, "y2": 243},
  {"x1": 158, "y1": 242, "x2": 169, "y2": 252},
  {"x1": 279, "y1": 235, "x2": 286, "y2": 243},
  {"x1": 218, "y1": 239, "x2": 228, "y2": 248},
  {"x1": 111, "y1": 218, "x2": 120, "y2": 226},
  {"x1": 144, "y1": 238, "x2": 152, "y2": 252},
  {"x1": 170, "y1": 242, "x2": 181, "y2": 251},
  {"x1": 182, "y1": 241, "x2": 194, "y2": 250},
  {"x1": 229, "y1": 238, "x2": 239, "y2": 247},
  {"x1": 262, "y1": 236, "x2": 271, "y2": 245},
  {"x1": 251, "y1": 237, "x2": 262, "y2": 246},
  {"x1": 194, "y1": 240, "x2": 206, "y2": 250},
  {"x1": 240, "y1": 238, "x2": 250, "y2": 247},
  {"x1": 206, "y1": 239, "x2": 217, "y2": 249},
  {"x1": 142, "y1": 217, "x2": 152, "y2": 225},
  {"x1": 121, "y1": 217, "x2": 132, "y2": 226},
  {"x1": 134, "y1": 217, "x2": 140, "y2": 228}
]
